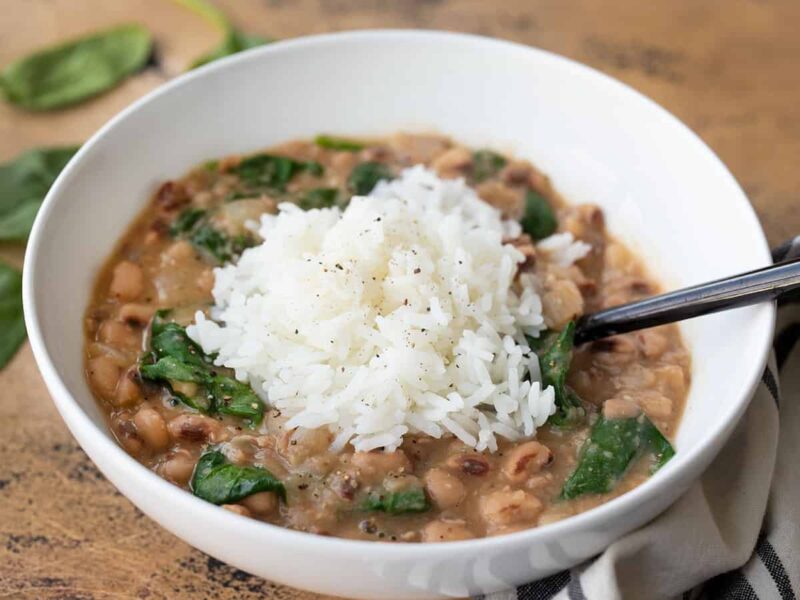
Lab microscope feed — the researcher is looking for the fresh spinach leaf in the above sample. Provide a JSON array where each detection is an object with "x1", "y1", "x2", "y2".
[
  {"x1": 0, "y1": 262, "x2": 25, "y2": 370},
  {"x1": 537, "y1": 321, "x2": 585, "y2": 426},
  {"x1": 0, "y1": 24, "x2": 152, "y2": 111},
  {"x1": 361, "y1": 487, "x2": 430, "y2": 515},
  {"x1": 191, "y1": 29, "x2": 272, "y2": 69},
  {"x1": 348, "y1": 162, "x2": 393, "y2": 196},
  {"x1": 520, "y1": 188, "x2": 557, "y2": 240},
  {"x1": 233, "y1": 154, "x2": 322, "y2": 192},
  {"x1": 314, "y1": 135, "x2": 365, "y2": 152},
  {"x1": 0, "y1": 146, "x2": 79, "y2": 240},
  {"x1": 560, "y1": 414, "x2": 675, "y2": 499},
  {"x1": 174, "y1": 0, "x2": 273, "y2": 69},
  {"x1": 191, "y1": 448, "x2": 286, "y2": 504},
  {"x1": 298, "y1": 187, "x2": 339, "y2": 210},
  {"x1": 471, "y1": 149, "x2": 506, "y2": 183}
]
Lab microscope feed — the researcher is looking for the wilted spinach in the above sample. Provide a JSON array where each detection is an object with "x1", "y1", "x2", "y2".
[
  {"x1": 0, "y1": 24, "x2": 152, "y2": 111},
  {"x1": 170, "y1": 207, "x2": 252, "y2": 264},
  {"x1": 191, "y1": 448, "x2": 285, "y2": 504},
  {"x1": 0, "y1": 262, "x2": 25, "y2": 370},
  {"x1": 233, "y1": 154, "x2": 322, "y2": 193},
  {"x1": 471, "y1": 149, "x2": 506, "y2": 183},
  {"x1": 174, "y1": 0, "x2": 272, "y2": 69},
  {"x1": 298, "y1": 187, "x2": 340, "y2": 210},
  {"x1": 348, "y1": 162, "x2": 393, "y2": 195},
  {"x1": 139, "y1": 313, "x2": 265, "y2": 425},
  {"x1": 520, "y1": 188, "x2": 557, "y2": 240},
  {"x1": 560, "y1": 414, "x2": 675, "y2": 499},
  {"x1": 0, "y1": 146, "x2": 79, "y2": 241},
  {"x1": 314, "y1": 135, "x2": 365, "y2": 152},
  {"x1": 361, "y1": 488, "x2": 430, "y2": 515},
  {"x1": 533, "y1": 321, "x2": 585, "y2": 427}
]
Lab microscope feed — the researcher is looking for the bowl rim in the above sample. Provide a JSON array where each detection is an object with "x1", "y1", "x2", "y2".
[{"x1": 23, "y1": 28, "x2": 775, "y2": 558}]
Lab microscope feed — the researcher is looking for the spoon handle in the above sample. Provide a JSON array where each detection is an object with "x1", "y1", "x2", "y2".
[{"x1": 574, "y1": 255, "x2": 800, "y2": 345}]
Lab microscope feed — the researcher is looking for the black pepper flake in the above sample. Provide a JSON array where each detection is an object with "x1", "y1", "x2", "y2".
[
  {"x1": 298, "y1": 483, "x2": 309, "y2": 490},
  {"x1": 413, "y1": 268, "x2": 421, "y2": 274}
]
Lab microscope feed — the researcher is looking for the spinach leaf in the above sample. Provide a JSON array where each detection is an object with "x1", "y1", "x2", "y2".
[
  {"x1": 0, "y1": 24, "x2": 152, "y2": 111},
  {"x1": 537, "y1": 321, "x2": 585, "y2": 426},
  {"x1": 361, "y1": 487, "x2": 430, "y2": 515},
  {"x1": 139, "y1": 317, "x2": 264, "y2": 425},
  {"x1": 348, "y1": 162, "x2": 393, "y2": 196},
  {"x1": 139, "y1": 355, "x2": 209, "y2": 384},
  {"x1": 190, "y1": 224, "x2": 234, "y2": 263},
  {"x1": 314, "y1": 135, "x2": 365, "y2": 152},
  {"x1": 233, "y1": 154, "x2": 322, "y2": 192},
  {"x1": 0, "y1": 146, "x2": 79, "y2": 241},
  {"x1": 560, "y1": 414, "x2": 675, "y2": 500},
  {"x1": 208, "y1": 376, "x2": 264, "y2": 424},
  {"x1": 298, "y1": 187, "x2": 339, "y2": 210},
  {"x1": 170, "y1": 207, "x2": 252, "y2": 264},
  {"x1": 191, "y1": 448, "x2": 286, "y2": 504},
  {"x1": 149, "y1": 321, "x2": 210, "y2": 369},
  {"x1": 520, "y1": 188, "x2": 557, "y2": 240},
  {"x1": 191, "y1": 30, "x2": 273, "y2": 69},
  {"x1": 471, "y1": 149, "x2": 506, "y2": 183},
  {"x1": 174, "y1": 0, "x2": 273, "y2": 69},
  {"x1": 641, "y1": 416, "x2": 677, "y2": 472},
  {"x1": 169, "y1": 208, "x2": 206, "y2": 236},
  {"x1": 0, "y1": 262, "x2": 25, "y2": 370}
]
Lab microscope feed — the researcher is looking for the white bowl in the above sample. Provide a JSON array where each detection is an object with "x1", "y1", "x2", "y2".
[{"x1": 23, "y1": 30, "x2": 774, "y2": 599}]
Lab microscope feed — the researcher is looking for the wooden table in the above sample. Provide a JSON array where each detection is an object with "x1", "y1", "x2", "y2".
[{"x1": 1, "y1": 1, "x2": 798, "y2": 597}]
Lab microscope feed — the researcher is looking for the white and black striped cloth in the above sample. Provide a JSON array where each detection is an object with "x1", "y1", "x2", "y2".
[{"x1": 479, "y1": 237, "x2": 800, "y2": 600}]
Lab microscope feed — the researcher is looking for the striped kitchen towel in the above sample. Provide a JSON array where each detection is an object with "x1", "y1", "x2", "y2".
[{"x1": 480, "y1": 237, "x2": 800, "y2": 600}]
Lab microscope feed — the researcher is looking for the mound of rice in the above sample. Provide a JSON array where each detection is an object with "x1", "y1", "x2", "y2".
[{"x1": 188, "y1": 166, "x2": 589, "y2": 453}]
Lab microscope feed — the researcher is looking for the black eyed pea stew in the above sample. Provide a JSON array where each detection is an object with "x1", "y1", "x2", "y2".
[{"x1": 84, "y1": 133, "x2": 689, "y2": 542}]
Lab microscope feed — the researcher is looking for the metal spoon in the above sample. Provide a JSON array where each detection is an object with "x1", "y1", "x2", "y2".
[{"x1": 574, "y1": 254, "x2": 800, "y2": 345}]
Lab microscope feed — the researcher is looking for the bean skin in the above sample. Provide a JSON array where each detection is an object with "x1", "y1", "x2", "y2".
[
  {"x1": 110, "y1": 261, "x2": 145, "y2": 301},
  {"x1": 133, "y1": 407, "x2": 170, "y2": 452},
  {"x1": 87, "y1": 355, "x2": 121, "y2": 398},
  {"x1": 424, "y1": 468, "x2": 465, "y2": 509}
]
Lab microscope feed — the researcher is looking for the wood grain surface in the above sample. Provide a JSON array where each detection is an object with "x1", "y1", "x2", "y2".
[{"x1": 1, "y1": 1, "x2": 798, "y2": 598}]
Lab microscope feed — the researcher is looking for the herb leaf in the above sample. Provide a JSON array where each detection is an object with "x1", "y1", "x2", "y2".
[
  {"x1": 0, "y1": 146, "x2": 79, "y2": 241},
  {"x1": 520, "y1": 188, "x2": 557, "y2": 240},
  {"x1": 348, "y1": 162, "x2": 393, "y2": 196},
  {"x1": 471, "y1": 149, "x2": 506, "y2": 183},
  {"x1": 0, "y1": 25, "x2": 152, "y2": 111},
  {"x1": 191, "y1": 448, "x2": 286, "y2": 504},
  {"x1": 314, "y1": 135, "x2": 365, "y2": 152},
  {"x1": 536, "y1": 321, "x2": 585, "y2": 426},
  {"x1": 560, "y1": 414, "x2": 675, "y2": 499},
  {"x1": 361, "y1": 488, "x2": 430, "y2": 514},
  {"x1": 0, "y1": 262, "x2": 25, "y2": 370}
]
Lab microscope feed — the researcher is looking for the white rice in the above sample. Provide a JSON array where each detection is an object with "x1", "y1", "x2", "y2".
[{"x1": 188, "y1": 166, "x2": 586, "y2": 453}]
